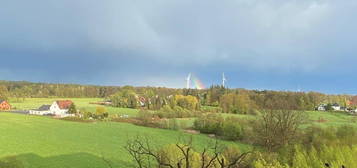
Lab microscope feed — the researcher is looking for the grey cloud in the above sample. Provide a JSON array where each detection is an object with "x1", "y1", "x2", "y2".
[{"x1": 1, "y1": 0, "x2": 357, "y2": 90}]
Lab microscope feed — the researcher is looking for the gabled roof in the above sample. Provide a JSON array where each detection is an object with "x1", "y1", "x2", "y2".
[
  {"x1": 56, "y1": 100, "x2": 73, "y2": 109},
  {"x1": 38, "y1": 105, "x2": 51, "y2": 111},
  {"x1": 332, "y1": 103, "x2": 340, "y2": 106},
  {"x1": 0, "y1": 100, "x2": 7, "y2": 104}
]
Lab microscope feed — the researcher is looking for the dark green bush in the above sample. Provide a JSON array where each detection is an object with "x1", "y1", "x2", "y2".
[
  {"x1": 194, "y1": 114, "x2": 246, "y2": 140},
  {"x1": 194, "y1": 114, "x2": 224, "y2": 134},
  {"x1": 222, "y1": 117, "x2": 244, "y2": 140}
]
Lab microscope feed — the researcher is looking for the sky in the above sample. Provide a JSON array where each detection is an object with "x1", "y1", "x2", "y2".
[{"x1": 1, "y1": 0, "x2": 357, "y2": 94}]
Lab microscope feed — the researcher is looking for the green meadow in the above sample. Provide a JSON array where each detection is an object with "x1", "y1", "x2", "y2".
[
  {"x1": 304, "y1": 110, "x2": 357, "y2": 128},
  {"x1": 9, "y1": 98, "x2": 139, "y2": 117},
  {"x1": 3, "y1": 98, "x2": 357, "y2": 167},
  {"x1": 0, "y1": 112, "x2": 250, "y2": 168}
]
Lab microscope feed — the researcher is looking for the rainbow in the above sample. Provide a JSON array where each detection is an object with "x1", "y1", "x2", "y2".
[{"x1": 192, "y1": 75, "x2": 205, "y2": 90}]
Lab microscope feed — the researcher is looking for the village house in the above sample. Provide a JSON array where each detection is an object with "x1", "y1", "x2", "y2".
[
  {"x1": 317, "y1": 104, "x2": 326, "y2": 111},
  {"x1": 316, "y1": 103, "x2": 342, "y2": 111},
  {"x1": 331, "y1": 103, "x2": 341, "y2": 111},
  {"x1": 0, "y1": 100, "x2": 11, "y2": 111},
  {"x1": 29, "y1": 105, "x2": 51, "y2": 115},
  {"x1": 29, "y1": 100, "x2": 74, "y2": 117},
  {"x1": 138, "y1": 96, "x2": 146, "y2": 107}
]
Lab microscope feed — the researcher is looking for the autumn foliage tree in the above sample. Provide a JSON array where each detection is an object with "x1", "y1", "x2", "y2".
[
  {"x1": 220, "y1": 92, "x2": 256, "y2": 114},
  {"x1": 174, "y1": 95, "x2": 200, "y2": 110}
]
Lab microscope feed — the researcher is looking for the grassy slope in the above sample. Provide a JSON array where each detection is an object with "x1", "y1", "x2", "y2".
[
  {"x1": 0, "y1": 113, "x2": 250, "y2": 168},
  {"x1": 304, "y1": 111, "x2": 357, "y2": 128},
  {"x1": 220, "y1": 111, "x2": 357, "y2": 128},
  {"x1": 6, "y1": 98, "x2": 357, "y2": 167},
  {"x1": 9, "y1": 98, "x2": 139, "y2": 117}
]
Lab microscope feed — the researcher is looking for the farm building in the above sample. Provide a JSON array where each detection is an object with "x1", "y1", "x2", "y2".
[
  {"x1": 331, "y1": 103, "x2": 341, "y2": 111},
  {"x1": 29, "y1": 105, "x2": 51, "y2": 115},
  {"x1": 0, "y1": 100, "x2": 11, "y2": 111},
  {"x1": 29, "y1": 100, "x2": 74, "y2": 117},
  {"x1": 317, "y1": 104, "x2": 326, "y2": 111},
  {"x1": 316, "y1": 103, "x2": 342, "y2": 111}
]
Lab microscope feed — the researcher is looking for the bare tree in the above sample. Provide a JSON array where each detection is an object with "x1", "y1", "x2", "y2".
[
  {"x1": 125, "y1": 136, "x2": 253, "y2": 168},
  {"x1": 125, "y1": 135, "x2": 174, "y2": 168},
  {"x1": 254, "y1": 109, "x2": 306, "y2": 151}
]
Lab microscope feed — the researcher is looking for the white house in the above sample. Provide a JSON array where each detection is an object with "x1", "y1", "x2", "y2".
[
  {"x1": 347, "y1": 109, "x2": 357, "y2": 115},
  {"x1": 331, "y1": 103, "x2": 341, "y2": 111},
  {"x1": 29, "y1": 100, "x2": 74, "y2": 117},
  {"x1": 317, "y1": 104, "x2": 326, "y2": 111}
]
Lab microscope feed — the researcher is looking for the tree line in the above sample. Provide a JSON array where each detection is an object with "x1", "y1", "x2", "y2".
[{"x1": 0, "y1": 81, "x2": 355, "y2": 112}]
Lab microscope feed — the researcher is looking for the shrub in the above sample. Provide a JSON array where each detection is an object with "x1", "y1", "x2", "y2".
[
  {"x1": 159, "y1": 119, "x2": 180, "y2": 130},
  {"x1": 67, "y1": 103, "x2": 77, "y2": 114},
  {"x1": 82, "y1": 111, "x2": 93, "y2": 119},
  {"x1": 60, "y1": 117, "x2": 95, "y2": 123},
  {"x1": 194, "y1": 114, "x2": 224, "y2": 134},
  {"x1": 95, "y1": 106, "x2": 108, "y2": 119},
  {"x1": 194, "y1": 114, "x2": 252, "y2": 141},
  {"x1": 222, "y1": 117, "x2": 243, "y2": 140}
]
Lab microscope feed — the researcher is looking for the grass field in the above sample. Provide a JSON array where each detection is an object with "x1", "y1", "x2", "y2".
[
  {"x1": 9, "y1": 98, "x2": 139, "y2": 117},
  {"x1": 9, "y1": 98, "x2": 357, "y2": 127},
  {"x1": 304, "y1": 110, "x2": 357, "y2": 127},
  {"x1": 4, "y1": 98, "x2": 357, "y2": 167},
  {"x1": 0, "y1": 112, "x2": 250, "y2": 168},
  {"x1": 220, "y1": 111, "x2": 357, "y2": 128}
]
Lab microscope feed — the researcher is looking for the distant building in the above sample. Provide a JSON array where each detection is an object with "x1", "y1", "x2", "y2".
[
  {"x1": 29, "y1": 100, "x2": 74, "y2": 117},
  {"x1": 29, "y1": 105, "x2": 51, "y2": 115},
  {"x1": 50, "y1": 100, "x2": 73, "y2": 115},
  {"x1": 346, "y1": 108, "x2": 357, "y2": 115},
  {"x1": 138, "y1": 97, "x2": 146, "y2": 107},
  {"x1": 0, "y1": 100, "x2": 11, "y2": 111},
  {"x1": 316, "y1": 103, "x2": 342, "y2": 111},
  {"x1": 331, "y1": 103, "x2": 341, "y2": 111},
  {"x1": 317, "y1": 104, "x2": 326, "y2": 111}
]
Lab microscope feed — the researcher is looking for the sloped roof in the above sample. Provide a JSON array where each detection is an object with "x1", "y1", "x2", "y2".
[
  {"x1": 332, "y1": 103, "x2": 340, "y2": 106},
  {"x1": 0, "y1": 100, "x2": 5, "y2": 104},
  {"x1": 38, "y1": 105, "x2": 51, "y2": 111},
  {"x1": 56, "y1": 100, "x2": 73, "y2": 109}
]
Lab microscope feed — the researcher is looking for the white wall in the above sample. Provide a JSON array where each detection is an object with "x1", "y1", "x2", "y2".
[
  {"x1": 29, "y1": 110, "x2": 51, "y2": 115},
  {"x1": 50, "y1": 102, "x2": 69, "y2": 115}
]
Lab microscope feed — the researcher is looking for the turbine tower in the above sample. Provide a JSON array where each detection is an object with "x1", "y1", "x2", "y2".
[
  {"x1": 222, "y1": 73, "x2": 227, "y2": 87},
  {"x1": 186, "y1": 73, "x2": 191, "y2": 89}
]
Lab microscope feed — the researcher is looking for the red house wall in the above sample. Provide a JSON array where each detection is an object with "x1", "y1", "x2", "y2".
[{"x1": 0, "y1": 101, "x2": 11, "y2": 110}]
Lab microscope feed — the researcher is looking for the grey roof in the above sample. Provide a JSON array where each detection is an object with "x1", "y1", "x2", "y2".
[
  {"x1": 332, "y1": 103, "x2": 340, "y2": 106},
  {"x1": 0, "y1": 100, "x2": 5, "y2": 103},
  {"x1": 38, "y1": 105, "x2": 51, "y2": 111}
]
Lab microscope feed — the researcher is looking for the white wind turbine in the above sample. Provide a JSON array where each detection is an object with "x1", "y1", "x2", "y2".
[
  {"x1": 186, "y1": 73, "x2": 191, "y2": 89},
  {"x1": 222, "y1": 73, "x2": 227, "y2": 87}
]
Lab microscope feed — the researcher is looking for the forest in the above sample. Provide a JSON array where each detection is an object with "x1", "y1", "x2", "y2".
[{"x1": 0, "y1": 80, "x2": 356, "y2": 112}]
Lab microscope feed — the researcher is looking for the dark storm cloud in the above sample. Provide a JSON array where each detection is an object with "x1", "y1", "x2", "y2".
[{"x1": 1, "y1": 0, "x2": 357, "y2": 93}]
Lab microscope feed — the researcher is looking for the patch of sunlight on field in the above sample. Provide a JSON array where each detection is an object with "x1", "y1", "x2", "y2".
[{"x1": 9, "y1": 98, "x2": 139, "y2": 117}]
